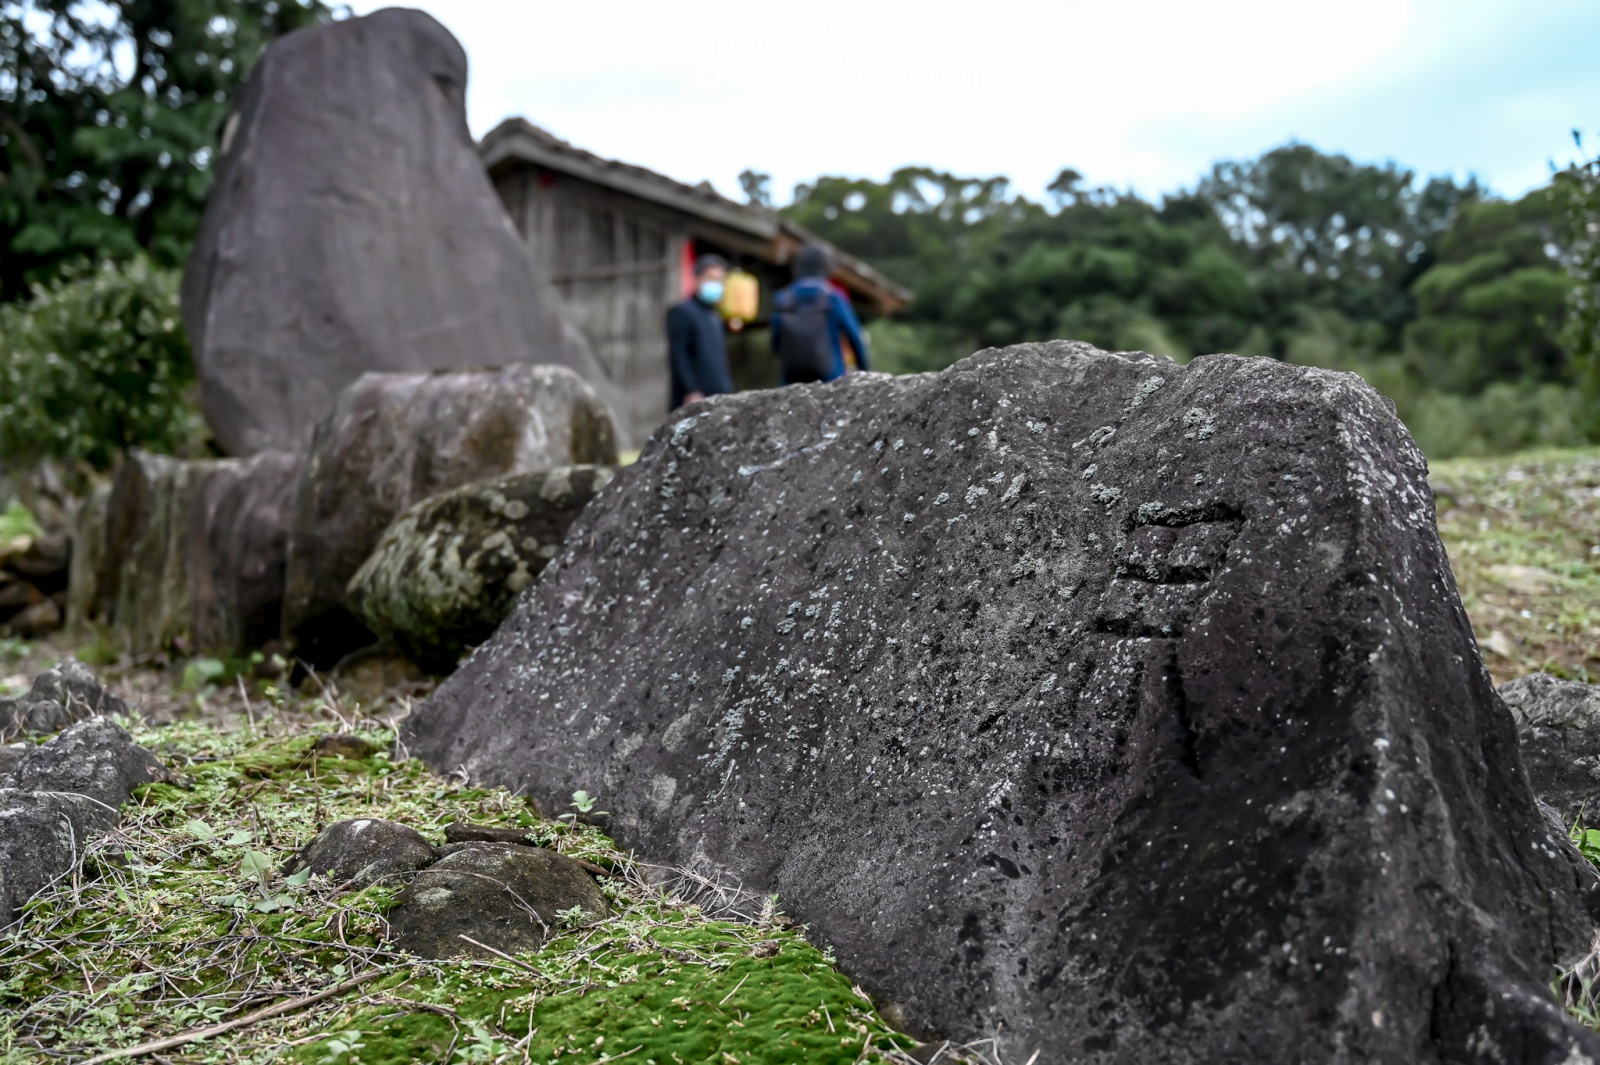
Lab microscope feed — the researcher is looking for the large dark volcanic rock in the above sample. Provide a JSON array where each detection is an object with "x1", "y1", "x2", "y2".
[
  {"x1": 180, "y1": 7, "x2": 619, "y2": 456},
  {"x1": 402, "y1": 343, "x2": 1600, "y2": 1063},
  {"x1": 1501, "y1": 673, "x2": 1600, "y2": 826},
  {"x1": 282, "y1": 366, "x2": 618, "y2": 666}
]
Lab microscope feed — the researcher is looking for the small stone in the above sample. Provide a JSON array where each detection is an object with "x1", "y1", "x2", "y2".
[
  {"x1": 0, "y1": 577, "x2": 40, "y2": 610},
  {"x1": 3, "y1": 717, "x2": 170, "y2": 808},
  {"x1": 1500, "y1": 673, "x2": 1600, "y2": 826},
  {"x1": 285, "y1": 818, "x2": 437, "y2": 890},
  {"x1": 312, "y1": 734, "x2": 378, "y2": 761},
  {"x1": 5, "y1": 598, "x2": 62, "y2": 639},
  {"x1": 0, "y1": 743, "x2": 28, "y2": 778},
  {"x1": 0, "y1": 717, "x2": 169, "y2": 928},
  {"x1": 385, "y1": 842, "x2": 608, "y2": 960},
  {"x1": 0, "y1": 661, "x2": 129, "y2": 743},
  {"x1": 8, "y1": 533, "x2": 69, "y2": 581},
  {"x1": 1486, "y1": 564, "x2": 1563, "y2": 596}
]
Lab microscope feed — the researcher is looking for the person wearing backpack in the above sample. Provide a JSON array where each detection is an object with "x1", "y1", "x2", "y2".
[
  {"x1": 667, "y1": 253, "x2": 735, "y2": 409},
  {"x1": 771, "y1": 244, "x2": 869, "y2": 385}
]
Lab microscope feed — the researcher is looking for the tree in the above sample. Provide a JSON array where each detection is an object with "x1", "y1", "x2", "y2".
[
  {"x1": 0, "y1": 0, "x2": 337, "y2": 301},
  {"x1": 1560, "y1": 132, "x2": 1600, "y2": 436},
  {"x1": 1402, "y1": 190, "x2": 1570, "y2": 393},
  {"x1": 1197, "y1": 143, "x2": 1481, "y2": 342},
  {"x1": 738, "y1": 168, "x2": 772, "y2": 207}
]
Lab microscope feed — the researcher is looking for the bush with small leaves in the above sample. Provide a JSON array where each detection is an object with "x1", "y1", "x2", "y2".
[{"x1": 0, "y1": 257, "x2": 205, "y2": 470}]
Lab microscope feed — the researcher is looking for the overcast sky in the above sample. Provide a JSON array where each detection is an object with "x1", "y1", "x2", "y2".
[{"x1": 351, "y1": 0, "x2": 1599, "y2": 205}]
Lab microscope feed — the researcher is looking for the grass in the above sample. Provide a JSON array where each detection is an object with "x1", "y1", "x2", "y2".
[
  {"x1": 1430, "y1": 447, "x2": 1600, "y2": 684},
  {"x1": 0, "y1": 715, "x2": 933, "y2": 1065}
]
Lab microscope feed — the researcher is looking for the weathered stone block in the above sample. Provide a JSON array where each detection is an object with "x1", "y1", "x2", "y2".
[
  {"x1": 187, "y1": 451, "x2": 301, "y2": 654},
  {"x1": 69, "y1": 451, "x2": 300, "y2": 657},
  {"x1": 346, "y1": 465, "x2": 615, "y2": 671},
  {"x1": 282, "y1": 365, "x2": 617, "y2": 666}
]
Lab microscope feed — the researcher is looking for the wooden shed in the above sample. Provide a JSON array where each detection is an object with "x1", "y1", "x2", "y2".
[{"x1": 481, "y1": 118, "x2": 913, "y2": 445}]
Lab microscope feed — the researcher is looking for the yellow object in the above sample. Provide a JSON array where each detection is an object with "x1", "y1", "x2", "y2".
[{"x1": 718, "y1": 269, "x2": 759, "y2": 330}]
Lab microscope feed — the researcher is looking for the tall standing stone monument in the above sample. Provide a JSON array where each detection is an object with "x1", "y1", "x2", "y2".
[{"x1": 181, "y1": 7, "x2": 620, "y2": 455}]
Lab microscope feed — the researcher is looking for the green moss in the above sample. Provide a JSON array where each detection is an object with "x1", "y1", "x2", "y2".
[
  {"x1": 292, "y1": 920, "x2": 909, "y2": 1065},
  {"x1": 0, "y1": 719, "x2": 917, "y2": 1064}
]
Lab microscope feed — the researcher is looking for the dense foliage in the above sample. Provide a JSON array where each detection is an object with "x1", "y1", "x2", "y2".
[
  {"x1": 1, "y1": 2, "x2": 1589, "y2": 463},
  {"x1": 0, "y1": 256, "x2": 202, "y2": 468},
  {"x1": 0, "y1": 0, "x2": 336, "y2": 301},
  {"x1": 781, "y1": 144, "x2": 1583, "y2": 457},
  {"x1": 1562, "y1": 134, "x2": 1600, "y2": 435}
]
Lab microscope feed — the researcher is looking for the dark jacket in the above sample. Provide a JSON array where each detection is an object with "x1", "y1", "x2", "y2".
[
  {"x1": 667, "y1": 295, "x2": 733, "y2": 408},
  {"x1": 771, "y1": 278, "x2": 869, "y2": 381}
]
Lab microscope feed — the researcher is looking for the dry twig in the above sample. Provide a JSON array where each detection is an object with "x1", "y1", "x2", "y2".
[{"x1": 75, "y1": 969, "x2": 389, "y2": 1064}]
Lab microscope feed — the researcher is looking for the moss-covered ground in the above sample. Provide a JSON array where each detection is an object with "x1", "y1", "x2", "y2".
[{"x1": 0, "y1": 718, "x2": 931, "y2": 1064}]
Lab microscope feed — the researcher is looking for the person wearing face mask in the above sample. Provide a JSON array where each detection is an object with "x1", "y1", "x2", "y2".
[{"x1": 667, "y1": 253, "x2": 735, "y2": 409}]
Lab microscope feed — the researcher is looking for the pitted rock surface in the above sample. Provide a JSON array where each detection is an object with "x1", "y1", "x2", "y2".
[
  {"x1": 0, "y1": 659, "x2": 129, "y2": 743},
  {"x1": 285, "y1": 818, "x2": 437, "y2": 890},
  {"x1": 0, "y1": 789, "x2": 118, "y2": 929},
  {"x1": 3, "y1": 716, "x2": 169, "y2": 809},
  {"x1": 1501, "y1": 673, "x2": 1600, "y2": 825},
  {"x1": 282, "y1": 365, "x2": 618, "y2": 666},
  {"x1": 404, "y1": 342, "x2": 1600, "y2": 1063},
  {"x1": 0, "y1": 743, "x2": 28, "y2": 778},
  {"x1": 180, "y1": 8, "x2": 619, "y2": 457},
  {"x1": 0, "y1": 715, "x2": 168, "y2": 928},
  {"x1": 346, "y1": 465, "x2": 616, "y2": 671},
  {"x1": 385, "y1": 842, "x2": 608, "y2": 960}
]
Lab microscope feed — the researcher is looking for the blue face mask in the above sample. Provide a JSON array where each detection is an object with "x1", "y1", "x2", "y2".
[{"x1": 698, "y1": 279, "x2": 725, "y2": 304}]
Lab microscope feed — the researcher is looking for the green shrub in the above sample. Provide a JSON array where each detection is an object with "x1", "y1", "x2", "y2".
[
  {"x1": 0, "y1": 499, "x2": 43, "y2": 541},
  {"x1": 864, "y1": 319, "x2": 972, "y2": 376},
  {"x1": 0, "y1": 257, "x2": 205, "y2": 470},
  {"x1": 1396, "y1": 381, "x2": 1589, "y2": 459}
]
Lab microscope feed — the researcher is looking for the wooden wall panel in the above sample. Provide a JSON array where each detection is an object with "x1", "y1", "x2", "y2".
[{"x1": 491, "y1": 170, "x2": 681, "y2": 445}]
